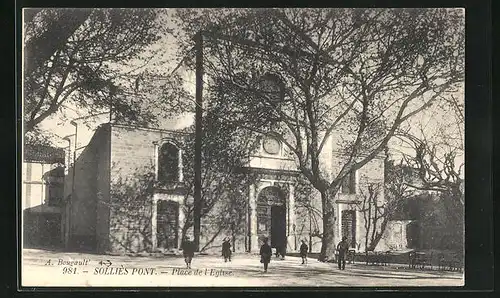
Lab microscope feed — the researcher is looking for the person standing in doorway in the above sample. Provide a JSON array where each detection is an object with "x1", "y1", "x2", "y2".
[
  {"x1": 337, "y1": 236, "x2": 349, "y2": 270},
  {"x1": 280, "y1": 239, "x2": 287, "y2": 260},
  {"x1": 260, "y1": 237, "x2": 272, "y2": 273},
  {"x1": 300, "y1": 240, "x2": 309, "y2": 265},
  {"x1": 182, "y1": 237, "x2": 195, "y2": 269}
]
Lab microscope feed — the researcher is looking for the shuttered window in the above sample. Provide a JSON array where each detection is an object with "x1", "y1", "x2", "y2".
[
  {"x1": 156, "y1": 200, "x2": 179, "y2": 249},
  {"x1": 341, "y1": 210, "x2": 356, "y2": 248}
]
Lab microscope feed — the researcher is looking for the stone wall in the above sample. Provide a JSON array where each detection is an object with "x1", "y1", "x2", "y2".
[
  {"x1": 293, "y1": 187, "x2": 323, "y2": 252},
  {"x1": 108, "y1": 125, "x2": 190, "y2": 253},
  {"x1": 95, "y1": 125, "x2": 111, "y2": 253},
  {"x1": 108, "y1": 125, "x2": 160, "y2": 253},
  {"x1": 68, "y1": 127, "x2": 108, "y2": 250},
  {"x1": 198, "y1": 189, "x2": 248, "y2": 254},
  {"x1": 377, "y1": 220, "x2": 413, "y2": 251},
  {"x1": 353, "y1": 157, "x2": 385, "y2": 252}
]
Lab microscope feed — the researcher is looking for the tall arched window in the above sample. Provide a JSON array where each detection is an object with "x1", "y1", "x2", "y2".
[
  {"x1": 341, "y1": 170, "x2": 357, "y2": 194},
  {"x1": 158, "y1": 142, "x2": 180, "y2": 183}
]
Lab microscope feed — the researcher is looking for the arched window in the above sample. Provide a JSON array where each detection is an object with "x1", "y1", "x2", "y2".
[
  {"x1": 158, "y1": 142, "x2": 180, "y2": 183},
  {"x1": 341, "y1": 170, "x2": 357, "y2": 194}
]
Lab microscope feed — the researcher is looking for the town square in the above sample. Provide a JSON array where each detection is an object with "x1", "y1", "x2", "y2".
[
  {"x1": 22, "y1": 248, "x2": 463, "y2": 287},
  {"x1": 21, "y1": 8, "x2": 465, "y2": 288}
]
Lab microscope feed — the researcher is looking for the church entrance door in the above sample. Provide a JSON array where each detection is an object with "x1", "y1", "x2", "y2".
[
  {"x1": 271, "y1": 205, "x2": 286, "y2": 248},
  {"x1": 257, "y1": 186, "x2": 287, "y2": 249}
]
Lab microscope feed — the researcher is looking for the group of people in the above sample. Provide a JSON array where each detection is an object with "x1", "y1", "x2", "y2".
[
  {"x1": 181, "y1": 235, "x2": 352, "y2": 272},
  {"x1": 180, "y1": 236, "x2": 233, "y2": 268},
  {"x1": 259, "y1": 238, "x2": 309, "y2": 272},
  {"x1": 259, "y1": 236, "x2": 352, "y2": 272}
]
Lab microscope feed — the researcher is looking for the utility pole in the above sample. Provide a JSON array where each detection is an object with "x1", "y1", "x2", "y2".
[{"x1": 193, "y1": 31, "x2": 203, "y2": 251}]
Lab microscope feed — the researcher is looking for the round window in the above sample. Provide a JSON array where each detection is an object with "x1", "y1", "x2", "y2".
[{"x1": 263, "y1": 136, "x2": 280, "y2": 155}]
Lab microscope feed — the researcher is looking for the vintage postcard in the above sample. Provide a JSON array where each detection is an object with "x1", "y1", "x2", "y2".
[{"x1": 20, "y1": 8, "x2": 465, "y2": 287}]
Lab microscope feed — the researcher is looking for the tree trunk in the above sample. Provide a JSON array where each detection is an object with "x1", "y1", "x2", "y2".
[
  {"x1": 318, "y1": 190, "x2": 336, "y2": 262},
  {"x1": 179, "y1": 209, "x2": 193, "y2": 249},
  {"x1": 367, "y1": 216, "x2": 389, "y2": 251}
]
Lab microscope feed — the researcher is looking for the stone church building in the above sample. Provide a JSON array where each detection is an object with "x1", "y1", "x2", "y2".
[
  {"x1": 58, "y1": 66, "x2": 405, "y2": 255},
  {"x1": 61, "y1": 112, "x2": 396, "y2": 255}
]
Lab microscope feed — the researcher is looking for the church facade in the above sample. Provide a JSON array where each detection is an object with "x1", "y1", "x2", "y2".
[{"x1": 62, "y1": 116, "x2": 391, "y2": 255}]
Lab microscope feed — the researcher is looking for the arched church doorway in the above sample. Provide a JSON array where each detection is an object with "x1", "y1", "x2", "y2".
[{"x1": 257, "y1": 186, "x2": 286, "y2": 249}]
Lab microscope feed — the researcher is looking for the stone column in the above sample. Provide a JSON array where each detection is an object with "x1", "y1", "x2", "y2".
[
  {"x1": 178, "y1": 202, "x2": 185, "y2": 249},
  {"x1": 402, "y1": 221, "x2": 408, "y2": 249},
  {"x1": 40, "y1": 163, "x2": 45, "y2": 206},
  {"x1": 178, "y1": 148, "x2": 183, "y2": 182},
  {"x1": 151, "y1": 195, "x2": 158, "y2": 250},
  {"x1": 249, "y1": 184, "x2": 258, "y2": 252},
  {"x1": 152, "y1": 142, "x2": 159, "y2": 180},
  {"x1": 355, "y1": 209, "x2": 361, "y2": 251},
  {"x1": 337, "y1": 203, "x2": 342, "y2": 249},
  {"x1": 287, "y1": 183, "x2": 296, "y2": 251}
]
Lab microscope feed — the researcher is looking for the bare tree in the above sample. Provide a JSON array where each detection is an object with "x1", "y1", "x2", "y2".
[
  {"x1": 356, "y1": 156, "x2": 416, "y2": 251},
  {"x1": 399, "y1": 133, "x2": 464, "y2": 205},
  {"x1": 396, "y1": 89, "x2": 464, "y2": 204},
  {"x1": 387, "y1": 89, "x2": 464, "y2": 251},
  {"x1": 358, "y1": 183, "x2": 383, "y2": 251},
  {"x1": 174, "y1": 8, "x2": 465, "y2": 260}
]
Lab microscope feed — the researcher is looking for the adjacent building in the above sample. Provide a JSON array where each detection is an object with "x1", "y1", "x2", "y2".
[{"x1": 22, "y1": 144, "x2": 65, "y2": 247}]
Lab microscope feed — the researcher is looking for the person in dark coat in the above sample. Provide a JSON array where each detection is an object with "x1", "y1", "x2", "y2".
[
  {"x1": 181, "y1": 237, "x2": 195, "y2": 269},
  {"x1": 274, "y1": 239, "x2": 286, "y2": 260},
  {"x1": 299, "y1": 240, "x2": 309, "y2": 264},
  {"x1": 260, "y1": 237, "x2": 272, "y2": 273},
  {"x1": 336, "y1": 236, "x2": 350, "y2": 270},
  {"x1": 222, "y1": 237, "x2": 232, "y2": 262},
  {"x1": 280, "y1": 239, "x2": 287, "y2": 260}
]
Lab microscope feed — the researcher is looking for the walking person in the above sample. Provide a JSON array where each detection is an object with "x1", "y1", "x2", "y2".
[
  {"x1": 260, "y1": 237, "x2": 272, "y2": 273},
  {"x1": 336, "y1": 236, "x2": 349, "y2": 270},
  {"x1": 182, "y1": 237, "x2": 195, "y2": 269},
  {"x1": 300, "y1": 240, "x2": 309, "y2": 265},
  {"x1": 222, "y1": 237, "x2": 232, "y2": 262}
]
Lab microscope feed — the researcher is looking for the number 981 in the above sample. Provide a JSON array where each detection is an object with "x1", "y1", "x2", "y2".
[{"x1": 62, "y1": 267, "x2": 77, "y2": 274}]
